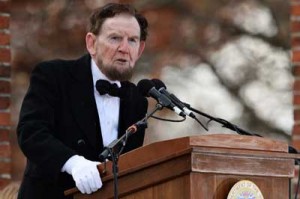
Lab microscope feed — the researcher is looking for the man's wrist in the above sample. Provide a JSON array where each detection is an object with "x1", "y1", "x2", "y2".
[{"x1": 61, "y1": 155, "x2": 84, "y2": 173}]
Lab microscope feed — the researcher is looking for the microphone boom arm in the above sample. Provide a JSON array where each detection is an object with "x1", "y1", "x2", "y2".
[{"x1": 184, "y1": 103, "x2": 261, "y2": 137}]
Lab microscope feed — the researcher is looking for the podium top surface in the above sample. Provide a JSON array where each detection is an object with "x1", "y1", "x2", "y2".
[
  {"x1": 142, "y1": 134, "x2": 288, "y2": 154},
  {"x1": 185, "y1": 134, "x2": 288, "y2": 152}
]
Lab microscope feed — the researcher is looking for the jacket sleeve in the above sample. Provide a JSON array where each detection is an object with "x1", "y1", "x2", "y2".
[{"x1": 17, "y1": 62, "x2": 76, "y2": 177}]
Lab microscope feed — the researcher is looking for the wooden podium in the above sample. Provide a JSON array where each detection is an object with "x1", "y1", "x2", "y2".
[{"x1": 66, "y1": 134, "x2": 296, "y2": 199}]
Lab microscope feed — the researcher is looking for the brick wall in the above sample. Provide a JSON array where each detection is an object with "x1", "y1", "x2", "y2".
[
  {"x1": 0, "y1": 0, "x2": 11, "y2": 189},
  {"x1": 292, "y1": 0, "x2": 300, "y2": 197},
  {"x1": 293, "y1": 1, "x2": 300, "y2": 147}
]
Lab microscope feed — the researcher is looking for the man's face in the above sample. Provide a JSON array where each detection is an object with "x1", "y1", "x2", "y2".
[{"x1": 86, "y1": 13, "x2": 145, "y2": 81}]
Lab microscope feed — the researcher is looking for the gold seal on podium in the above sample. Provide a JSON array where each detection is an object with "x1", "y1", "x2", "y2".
[{"x1": 227, "y1": 180, "x2": 264, "y2": 199}]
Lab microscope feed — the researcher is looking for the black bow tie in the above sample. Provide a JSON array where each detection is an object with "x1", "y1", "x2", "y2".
[{"x1": 96, "y1": 79, "x2": 122, "y2": 97}]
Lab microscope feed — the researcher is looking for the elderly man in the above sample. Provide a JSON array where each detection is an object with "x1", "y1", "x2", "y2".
[{"x1": 17, "y1": 3, "x2": 148, "y2": 199}]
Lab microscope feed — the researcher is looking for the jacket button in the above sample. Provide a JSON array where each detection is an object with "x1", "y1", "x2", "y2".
[{"x1": 77, "y1": 139, "x2": 86, "y2": 146}]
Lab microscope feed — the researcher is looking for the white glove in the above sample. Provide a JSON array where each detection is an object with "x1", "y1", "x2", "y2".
[{"x1": 61, "y1": 155, "x2": 102, "y2": 194}]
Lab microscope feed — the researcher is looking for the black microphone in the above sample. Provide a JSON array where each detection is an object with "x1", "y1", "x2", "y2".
[
  {"x1": 152, "y1": 79, "x2": 196, "y2": 119},
  {"x1": 151, "y1": 79, "x2": 209, "y2": 131},
  {"x1": 137, "y1": 79, "x2": 185, "y2": 117}
]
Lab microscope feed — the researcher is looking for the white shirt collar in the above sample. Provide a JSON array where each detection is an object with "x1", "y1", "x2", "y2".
[{"x1": 91, "y1": 58, "x2": 121, "y2": 88}]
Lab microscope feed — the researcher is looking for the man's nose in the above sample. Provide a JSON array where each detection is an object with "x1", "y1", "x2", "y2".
[{"x1": 118, "y1": 39, "x2": 129, "y2": 53}]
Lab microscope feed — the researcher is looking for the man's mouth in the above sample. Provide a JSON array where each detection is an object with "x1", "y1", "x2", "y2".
[{"x1": 115, "y1": 58, "x2": 128, "y2": 63}]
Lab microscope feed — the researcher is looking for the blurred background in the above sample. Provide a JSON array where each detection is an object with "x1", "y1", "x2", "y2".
[{"x1": 10, "y1": 0, "x2": 291, "y2": 182}]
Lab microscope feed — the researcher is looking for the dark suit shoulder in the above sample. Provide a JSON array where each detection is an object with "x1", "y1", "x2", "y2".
[{"x1": 32, "y1": 54, "x2": 90, "y2": 75}]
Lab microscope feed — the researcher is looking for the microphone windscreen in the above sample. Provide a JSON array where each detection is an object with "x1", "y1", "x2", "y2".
[
  {"x1": 152, "y1": 79, "x2": 166, "y2": 89},
  {"x1": 137, "y1": 79, "x2": 155, "y2": 97}
]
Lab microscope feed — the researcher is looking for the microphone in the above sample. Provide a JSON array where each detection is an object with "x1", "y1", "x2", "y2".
[
  {"x1": 151, "y1": 79, "x2": 208, "y2": 131},
  {"x1": 137, "y1": 79, "x2": 186, "y2": 117},
  {"x1": 152, "y1": 79, "x2": 196, "y2": 119}
]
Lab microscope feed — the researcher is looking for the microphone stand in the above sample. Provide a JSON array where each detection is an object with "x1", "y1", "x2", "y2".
[
  {"x1": 98, "y1": 103, "x2": 163, "y2": 199},
  {"x1": 184, "y1": 103, "x2": 261, "y2": 137}
]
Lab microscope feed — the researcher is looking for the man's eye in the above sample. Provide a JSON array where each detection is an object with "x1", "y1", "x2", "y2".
[
  {"x1": 110, "y1": 36, "x2": 121, "y2": 41},
  {"x1": 129, "y1": 38, "x2": 138, "y2": 44}
]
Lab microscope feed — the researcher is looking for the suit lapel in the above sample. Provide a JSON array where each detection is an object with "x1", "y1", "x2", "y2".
[
  {"x1": 68, "y1": 55, "x2": 103, "y2": 151},
  {"x1": 118, "y1": 82, "x2": 135, "y2": 138}
]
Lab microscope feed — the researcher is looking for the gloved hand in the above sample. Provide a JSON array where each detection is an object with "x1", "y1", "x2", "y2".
[{"x1": 62, "y1": 155, "x2": 102, "y2": 194}]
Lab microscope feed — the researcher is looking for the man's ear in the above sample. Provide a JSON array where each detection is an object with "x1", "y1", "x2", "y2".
[
  {"x1": 137, "y1": 41, "x2": 146, "y2": 58},
  {"x1": 86, "y1": 33, "x2": 96, "y2": 56}
]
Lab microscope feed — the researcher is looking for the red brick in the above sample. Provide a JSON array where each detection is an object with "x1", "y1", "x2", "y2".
[
  {"x1": 292, "y1": 5, "x2": 300, "y2": 16},
  {"x1": 0, "y1": 33, "x2": 10, "y2": 46},
  {"x1": 0, "y1": 113, "x2": 10, "y2": 126},
  {"x1": 0, "y1": 48, "x2": 10, "y2": 62},
  {"x1": 0, "y1": 16, "x2": 9, "y2": 29},
  {"x1": 293, "y1": 65, "x2": 300, "y2": 76},
  {"x1": 0, "y1": 179, "x2": 11, "y2": 190},
  {"x1": 294, "y1": 94, "x2": 300, "y2": 105},
  {"x1": 294, "y1": 109, "x2": 300, "y2": 121},
  {"x1": 295, "y1": 125, "x2": 300, "y2": 133},
  {"x1": 0, "y1": 129, "x2": 9, "y2": 142},
  {"x1": 0, "y1": 1, "x2": 10, "y2": 13},
  {"x1": 292, "y1": 139, "x2": 300, "y2": 149},
  {"x1": 292, "y1": 51, "x2": 300, "y2": 62},
  {"x1": 0, "y1": 144, "x2": 10, "y2": 158},
  {"x1": 292, "y1": 36, "x2": 300, "y2": 48},
  {"x1": 0, "y1": 162, "x2": 10, "y2": 175},
  {"x1": 291, "y1": 21, "x2": 300, "y2": 32},
  {"x1": 0, "y1": 97, "x2": 10, "y2": 110},
  {"x1": 294, "y1": 79, "x2": 300, "y2": 91},
  {"x1": 0, "y1": 80, "x2": 10, "y2": 94},
  {"x1": 0, "y1": 66, "x2": 10, "y2": 77},
  {"x1": 293, "y1": 124, "x2": 300, "y2": 135}
]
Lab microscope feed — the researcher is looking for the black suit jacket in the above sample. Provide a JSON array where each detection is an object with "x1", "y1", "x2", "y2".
[{"x1": 17, "y1": 54, "x2": 148, "y2": 199}]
